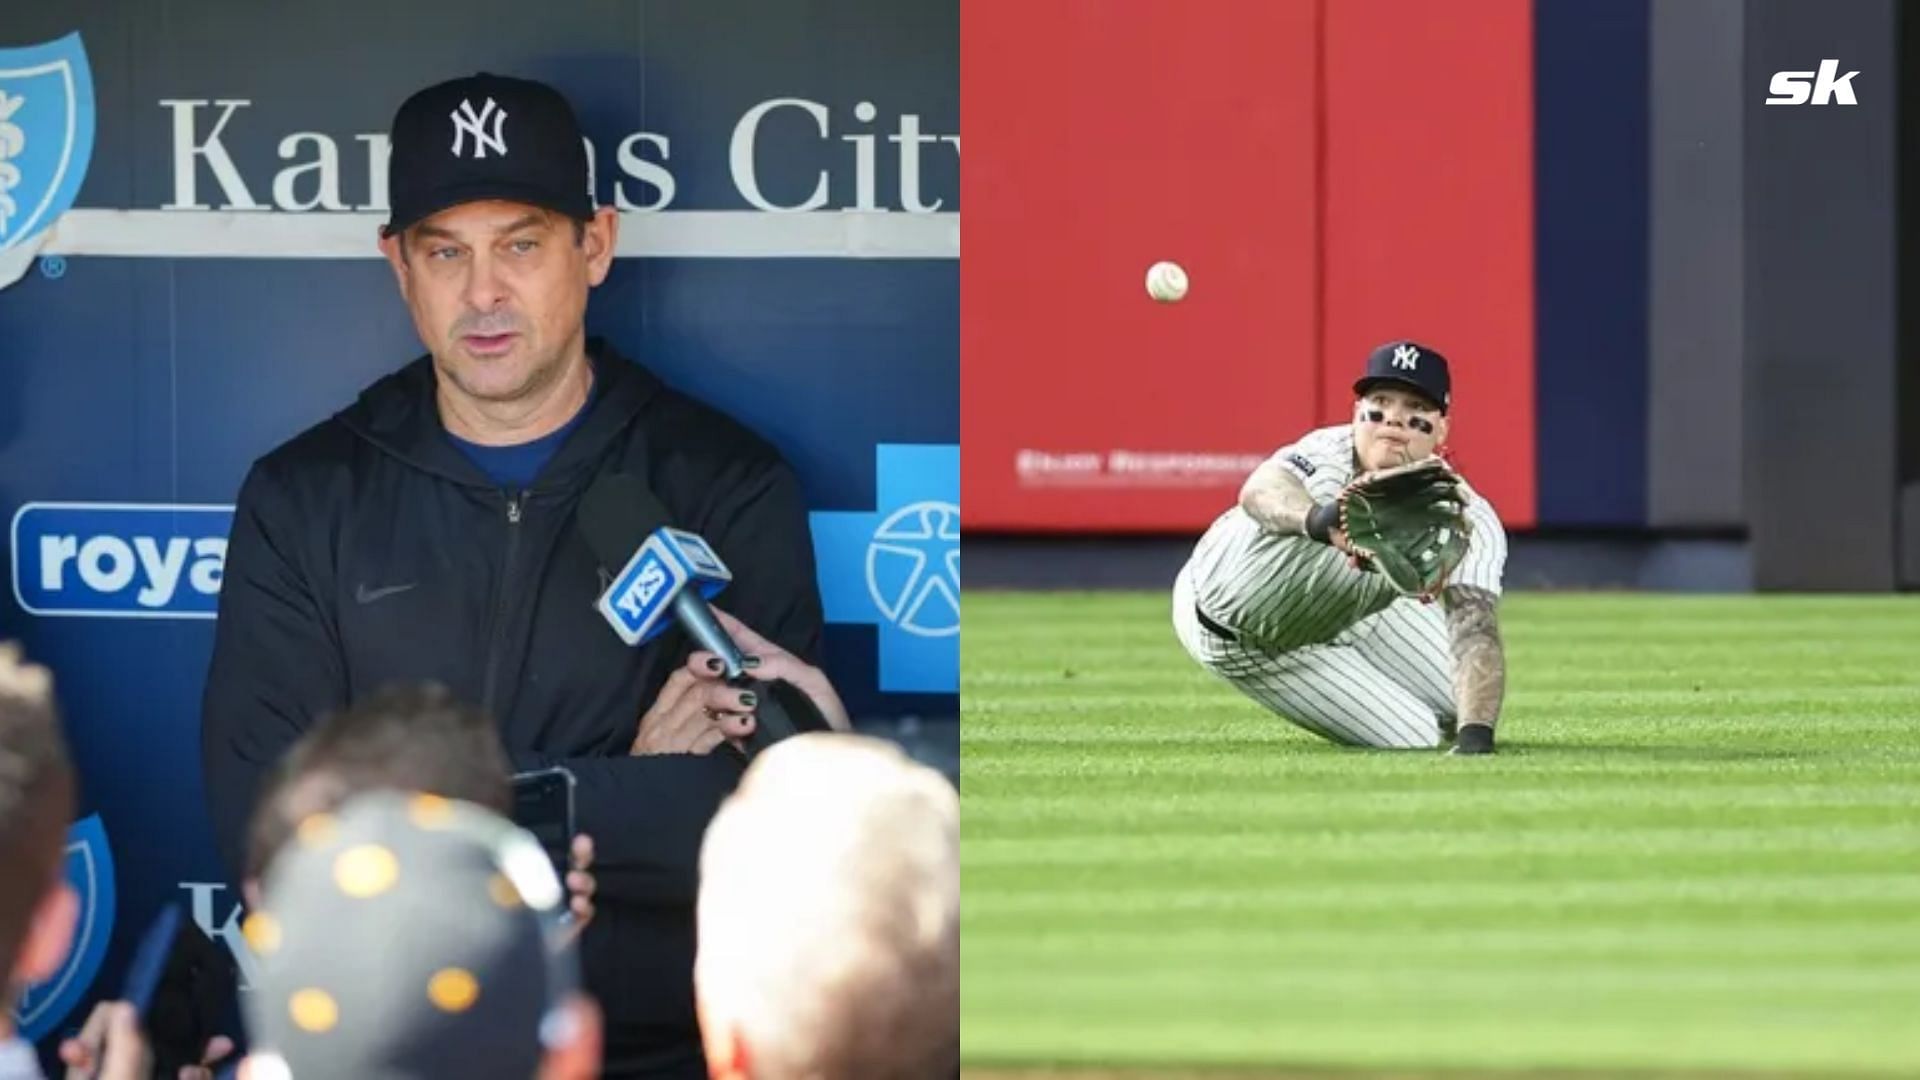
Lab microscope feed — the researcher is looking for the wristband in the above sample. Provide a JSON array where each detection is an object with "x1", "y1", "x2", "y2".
[{"x1": 1304, "y1": 502, "x2": 1340, "y2": 544}]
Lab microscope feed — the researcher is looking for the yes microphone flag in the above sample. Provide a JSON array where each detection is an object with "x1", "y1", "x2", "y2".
[{"x1": 595, "y1": 527, "x2": 733, "y2": 647}]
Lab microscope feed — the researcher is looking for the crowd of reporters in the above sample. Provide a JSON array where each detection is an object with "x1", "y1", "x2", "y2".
[{"x1": 0, "y1": 643, "x2": 959, "y2": 1080}]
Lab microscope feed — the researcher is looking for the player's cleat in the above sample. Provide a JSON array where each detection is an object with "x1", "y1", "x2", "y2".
[{"x1": 1450, "y1": 723, "x2": 1495, "y2": 755}]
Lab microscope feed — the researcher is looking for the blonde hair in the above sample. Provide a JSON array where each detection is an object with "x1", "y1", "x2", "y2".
[
  {"x1": 695, "y1": 734, "x2": 958, "y2": 1080},
  {"x1": 0, "y1": 642, "x2": 74, "y2": 992},
  {"x1": 0, "y1": 642, "x2": 54, "y2": 704}
]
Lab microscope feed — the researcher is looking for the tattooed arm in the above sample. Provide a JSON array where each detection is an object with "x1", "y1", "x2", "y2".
[
  {"x1": 1443, "y1": 584, "x2": 1506, "y2": 751},
  {"x1": 1239, "y1": 457, "x2": 1318, "y2": 535},
  {"x1": 1240, "y1": 459, "x2": 1361, "y2": 556}
]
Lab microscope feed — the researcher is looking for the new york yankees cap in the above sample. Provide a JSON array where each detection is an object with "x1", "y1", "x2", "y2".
[
  {"x1": 383, "y1": 72, "x2": 595, "y2": 238},
  {"x1": 1354, "y1": 339, "x2": 1452, "y2": 413}
]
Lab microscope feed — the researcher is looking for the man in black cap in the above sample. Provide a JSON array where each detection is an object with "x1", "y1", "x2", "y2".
[
  {"x1": 1169, "y1": 340, "x2": 1511, "y2": 754},
  {"x1": 202, "y1": 73, "x2": 836, "y2": 1077},
  {"x1": 239, "y1": 791, "x2": 603, "y2": 1080}
]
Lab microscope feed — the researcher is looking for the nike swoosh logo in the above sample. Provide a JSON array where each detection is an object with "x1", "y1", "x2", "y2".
[{"x1": 355, "y1": 582, "x2": 418, "y2": 605}]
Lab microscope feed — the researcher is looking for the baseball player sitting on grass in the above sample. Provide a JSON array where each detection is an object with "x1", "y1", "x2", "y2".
[{"x1": 1172, "y1": 340, "x2": 1508, "y2": 754}]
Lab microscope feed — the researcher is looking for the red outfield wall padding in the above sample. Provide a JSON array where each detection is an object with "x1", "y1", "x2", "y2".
[
  {"x1": 963, "y1": 0, "x2": 1537, "y2": 531},
  {"x1": 1320, "y1": 0, "x2": 1537, "y2": 528},
  {"x1": 962, "y1": 0, "x2": 1320, "y2": 532}
]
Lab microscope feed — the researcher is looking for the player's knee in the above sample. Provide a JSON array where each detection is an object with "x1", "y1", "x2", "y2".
[
  {"x1": 1375, "y1": 710, "x2": 1444, "y2": 750},
  {"x1": 1398, "y1": 726, "x2": 1445, "y2": 750},
  {"x1": 1300, "y1": 709, "x2": 1441, "y2": 750}
]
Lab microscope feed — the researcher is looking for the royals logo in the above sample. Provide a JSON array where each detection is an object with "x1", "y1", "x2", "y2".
[
  {"x1": 0, "y1": 32, "x2": 96, "y2": 290},
  {"x1": 11, "y1": 815, "x2": 117, "y2": 1042}
]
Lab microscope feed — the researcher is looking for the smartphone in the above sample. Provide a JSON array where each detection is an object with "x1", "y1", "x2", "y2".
[
  {"x1": 511, "y1": 766, "x2": 577, "y2": 906},
  {"x1": 117, "y1": 902, "x2": 239, "y2": 1077}
]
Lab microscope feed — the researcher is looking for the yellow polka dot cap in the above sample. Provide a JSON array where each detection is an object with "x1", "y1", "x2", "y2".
[{"x1": 243, "y1": 790, "x2": 574, "y2": 1079}]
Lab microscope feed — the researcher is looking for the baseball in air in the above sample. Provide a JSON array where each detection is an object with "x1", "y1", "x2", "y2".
[{"x1": 1146, "y1": 260, "x2": 1188, "y2": 303}]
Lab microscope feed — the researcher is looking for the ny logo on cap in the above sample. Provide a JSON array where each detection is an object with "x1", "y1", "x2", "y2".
[
  {"x1": 1392, "y1": 344, "x2": 1420, "y2": 371},
  {"x1": 450, "y1": 97, "x2": 508, "y2": 159}
]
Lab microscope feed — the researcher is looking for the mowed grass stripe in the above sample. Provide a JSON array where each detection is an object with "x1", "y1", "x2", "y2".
[
  {"x1": 967, "y1": 783, "x2": 1920, "y2": 822},
  {"x1": 967, "y1": 824, "x2": 1920, "y2": 864},
  {"x1": 961, "y1": 591, "x2": 1920, "y2": 1075},
  {"x1": 968, "y1": 921, "x2": 1920, "y2": 962}
]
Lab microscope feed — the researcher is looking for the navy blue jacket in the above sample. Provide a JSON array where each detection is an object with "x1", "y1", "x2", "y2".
[{"x1": 200, "y1": 339, "x2": 823, "y2": 1076}]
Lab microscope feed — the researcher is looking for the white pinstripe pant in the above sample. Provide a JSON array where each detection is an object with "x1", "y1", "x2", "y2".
[{"x1": 1172, "y1": 567, "x2": 1456, "y2": 749}]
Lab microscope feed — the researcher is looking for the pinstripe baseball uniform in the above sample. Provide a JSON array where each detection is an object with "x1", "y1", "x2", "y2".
[{"x1": 1172, "y1": 424, "x2": 1507, "y2": 748}]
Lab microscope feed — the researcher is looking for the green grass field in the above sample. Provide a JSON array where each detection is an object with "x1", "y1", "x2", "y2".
[{"x1": 963, "y1": 592, "x2": 1920, "y2": 1078}]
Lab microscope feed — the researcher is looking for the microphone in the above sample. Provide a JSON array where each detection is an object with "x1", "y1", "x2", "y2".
[
  {"x1": 580, "y1": 474, "x2": 747, "y2": 677},
  {"x1": 577, "y1": 473, "x2": 826, "y2": 755}
]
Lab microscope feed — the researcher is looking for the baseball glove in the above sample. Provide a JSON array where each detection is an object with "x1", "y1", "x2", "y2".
[{"x1": 1337, "y1": 457, "x2": 1471, "y2": 600}]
